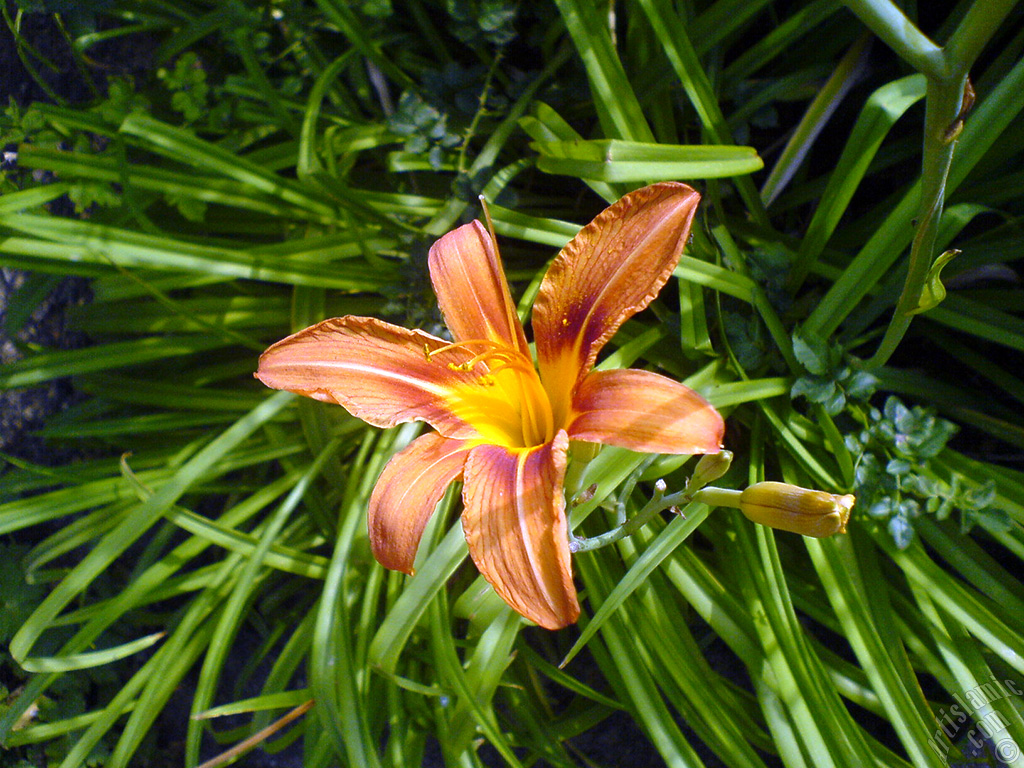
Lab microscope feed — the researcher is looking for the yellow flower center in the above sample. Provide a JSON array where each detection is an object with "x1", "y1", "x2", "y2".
[{"x1": 427, "y1": 339, "x2": 556, "y2": 448}]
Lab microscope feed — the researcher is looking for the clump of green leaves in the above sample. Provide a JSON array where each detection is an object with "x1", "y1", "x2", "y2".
[
  {"x1": 3, "y1": 1, "x2": 1024, "y2": 766},
  {"x1": 389, "y1": 62, "x2": 512, "y2": 172},
  {"x1": 2, "y1": 100, "x2": 48, "y2": 148},
  {"x1": 157, "y1": 52, "x2": 209, "y2": 124},
  {"x1": 95, "y1": 76, "x2": 151, "y2": 125},
  {"x1": 1, "y1": 100, "x2": 121, "y2": 213},
  {"x1": 722, "y1": 250, "x2": 793, "y2": 371},
  {"x1": 1, "y1": 100, "x2": 88, "y2": 154},
  {"x1": 389, "y1": 91, "x2": 463, "y2": 170},
  {"x1": 446, "y1": 0, "x2": 520, "y2": 46},
  {"x1": 847, "y1": 396, "x2": 1010, "y2": 548},
  {"x1": 791, "y1": 329, "x2": 877, "y2": 415}
]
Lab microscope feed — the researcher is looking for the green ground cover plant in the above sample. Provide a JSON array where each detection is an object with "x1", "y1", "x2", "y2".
[{"x1": 1, "y1": 0, "x2": 1023, "y2": 766}]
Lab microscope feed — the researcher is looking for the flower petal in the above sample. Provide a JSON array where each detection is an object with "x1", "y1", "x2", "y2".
[
  {"x1": 461, "y1": 431, "x2": 579, "y2": 629},
  {"x1": 256, "y1": 316, "x2": 514, "y2": 440},
  {"x1": 568, "y1": 369, "x2": 724, "y2": 454},
  {"x1": 533, "y1": 183, "x2": 700, "y2": 422},
  {"x1": 369, "y1": 432, "x2": 470, "y2": 573},
  {"x1": 429, "y1": 220, "x2": 530, "y2": 355}
]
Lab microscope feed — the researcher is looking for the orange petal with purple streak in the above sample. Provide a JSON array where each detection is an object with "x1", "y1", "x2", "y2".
[
  {"x1": 532, "y1": 183, "x2": 701, "y2": 425},
  {"x1": 461, "y1": 431, "x2": 579, "y2": 629}
]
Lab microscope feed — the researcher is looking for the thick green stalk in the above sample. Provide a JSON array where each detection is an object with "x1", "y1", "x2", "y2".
[
  {"x1": 838, "y1": 0, "x2": 1016, "y2": 366},
  {"x1": 944, "y1": 0, "x2": 1020, "y2": 73},
  {"x1": 842, "y1": 0, "x2": 944, "y2": 77},
  {"x1": 865, "y1": 74, "x2": 963, "y2": 368}
]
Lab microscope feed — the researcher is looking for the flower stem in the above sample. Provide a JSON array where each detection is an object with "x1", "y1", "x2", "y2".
[
  {"x1": 689, "y1": 487, "x2": 744, "y2": 509},
  {"x1": 569, "y1": 452, "x2": 739, "y2": 552},
  {"x1": 865, "y1": 74, "x2": 963, "y2": 367},
  {"x1": 841, "y1": 0, "x2": 1013, "y2": 368},
  {"x1": 570, "y1": 480, "x2": 689, "y2": 553}
]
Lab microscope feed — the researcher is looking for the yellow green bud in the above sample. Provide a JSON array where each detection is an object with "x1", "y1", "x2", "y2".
[
  {"x1": 685, "y1": 450, "x2": 733, "y2": 494},
  {"x1": 739, "y1": 481, "x2": 854, "y2": 538}
]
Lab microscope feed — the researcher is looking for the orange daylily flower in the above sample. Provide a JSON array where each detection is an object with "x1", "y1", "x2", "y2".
[{"x1": 256, "y1": 182, "x2": 724, "y2": 629}]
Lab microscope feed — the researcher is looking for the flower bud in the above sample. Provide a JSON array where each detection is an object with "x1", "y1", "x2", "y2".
[
  {"x1": 685, "y1": 450, "x2": 733, "y2": 494},
  {"x1": 739, "y1": 482, "x2": 854, "y2": 538}
]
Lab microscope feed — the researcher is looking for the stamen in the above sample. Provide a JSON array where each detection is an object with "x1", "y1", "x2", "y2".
[
  {"x1": 427, "y1": 335, "x2": 555, "y2": 446},
  {"x1": 426, "y1": 338, "x2": 507, "y2": 360},
  {"x1": 427, "y1": 339, "x2": 534, "y2": 376}
]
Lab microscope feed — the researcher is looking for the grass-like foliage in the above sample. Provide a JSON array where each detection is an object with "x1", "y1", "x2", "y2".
[{"x1": 2, "y1": 1, "x2": 1023, "y2": 766}]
